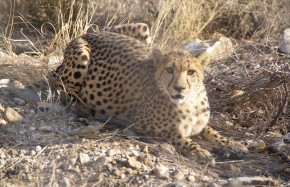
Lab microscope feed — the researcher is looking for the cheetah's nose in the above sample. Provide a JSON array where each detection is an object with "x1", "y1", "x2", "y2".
[{"x1": 173, "y1": 85, "x2": 185, "y2": 92}]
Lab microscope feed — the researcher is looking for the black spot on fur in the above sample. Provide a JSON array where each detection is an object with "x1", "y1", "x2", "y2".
[{"x1": 74, "y1": 72, "x2": 81, "y2": 79}]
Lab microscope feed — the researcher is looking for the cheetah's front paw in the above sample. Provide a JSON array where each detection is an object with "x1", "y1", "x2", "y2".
[
  {"x1": 194, "y1": 147, "x2": 213, "y2": 159},
  {"x1": 226, "y1": 141, "x2": 249, "y2": 154},
  {"x1": 187, "y1": 147, "x2": 215, "y2": 165}
]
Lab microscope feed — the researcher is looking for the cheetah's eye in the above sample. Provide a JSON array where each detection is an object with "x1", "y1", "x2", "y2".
[
  {"x1": 187, "y1": 69, "x2": 196, "y2": 75},
  {"x1": 165, "y1": 67, "x2": 174, "y2": 74}
]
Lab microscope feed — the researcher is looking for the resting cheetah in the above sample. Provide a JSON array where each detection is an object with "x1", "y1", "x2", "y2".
[{"x1": 55, "y1": 23, "x2": 249, "y2": 160}]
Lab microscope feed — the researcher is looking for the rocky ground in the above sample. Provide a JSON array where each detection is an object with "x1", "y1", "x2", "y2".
[{"x1": 0, "y1": 40, "x2": 289, "y2": 187}]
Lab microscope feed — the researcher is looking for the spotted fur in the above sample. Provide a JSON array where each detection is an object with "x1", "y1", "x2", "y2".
[{"x1": 54, "y1": 24, "x2": 249, "y2": 160}]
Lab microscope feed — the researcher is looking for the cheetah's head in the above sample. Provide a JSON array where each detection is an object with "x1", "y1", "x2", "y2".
[{"x1": 152, "y1": 49, "x2": 210, "y2": 104}]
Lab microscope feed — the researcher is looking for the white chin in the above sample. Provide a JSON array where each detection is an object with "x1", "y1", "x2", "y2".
[{"x1": 171, "y1": 98, "x2": 186, "y2": 104}]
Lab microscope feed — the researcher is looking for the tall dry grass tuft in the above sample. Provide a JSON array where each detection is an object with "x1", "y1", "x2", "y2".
[{"x1": 151, "y1": 0, "x2": 231, "y2": 50}]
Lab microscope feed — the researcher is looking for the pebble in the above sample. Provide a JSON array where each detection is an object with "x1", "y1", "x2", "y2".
[
  {"x1": 4, "y1": 107, "x2": 23, "y2": 123},
  {"x1": 88, "y1": 173, "x2": 103, "y2": 182},
  {"x1": 208, "y1": 182, "x2": 221, "y2": 187},
  {"x1": 172, "y1": 182, "x2": 187, "y2": 187},
  {"x1": 35, "y1": 145, "x2": 42, "y2": 152},
  {"x1": 222, "y1": 163, "x2": 241, "y2": 173},
  {"x1": 154, "y1": 163, "x2": 169, "y2": 178},
  {"x1": 228, "y1": 176, "x2": 280, "y2": 186},
  {"x1": 0, "y1": 79, "x2": 10, "y2": 88},
  {"x1": 38, "y1": 125, "x2": 52, "y2": 132},
  {"x1": 69, "y1": 156, "x2": 78, "y2": 166},
  {"x1": 268, "y1": 141, "x2": 286, "y2": 153},
  {"x1": 279, "y1": 28, "x2": 290, "y2": 54},
  {"x1": 28, "y1": 126, "x2": 36, "y2": 131},
  {"x1": 0, "y1": 103, "x2": 5, "y2": 112},
  {"x1": 127, "y1": 156, "x2": 142, "y2": 170},
  {"x1": 78, "y1": 152, "x2": 90, "y2": 164},
  {"x1": 217, "y1": 64, "x2": 228, "y2": 70},
  {"x1": 201, "y1": 175, "x2": 211, "y2": 182},
  {"x1": 0, "y1": 118, "x2": 8, "y2": 126},
  {"x1": 13, "y1": 98, "x2": 26, "y2": 106},
  {"x1": 172, "y1": 169, "x2": 185, "y2": 180},
  {"x1": 23, "y1": 164, "x2": 30, "y2": 173},
  {"x1": 10, "y1": 149, "x2": 18, "y2": 156},
  {"x1": 59, "y1": 176, "x2": 71, "y2": 187},
  {"x1": 246, "y1": 139, "x2": 267, "y2": 152},
  {"x1": 283, "y1": 133, "x2": 290, "y2": 144},
  {"x1": 93, "y1": 156, "x2": 111, "y2": 168},
  {"x1": 30, "y1": 150, "x2": 37, "y2": 156},
  {"x1": 106, "y1": 149, "x2": 116, "y2": 157},
  {"x1": 187, "y1": 175, "x2": 196, "y2": 182}
]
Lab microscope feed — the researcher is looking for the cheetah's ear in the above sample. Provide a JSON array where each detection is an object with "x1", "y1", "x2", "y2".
[
  {"x1": 151, "y1": 48, "x2": 164, "y2": 66},
  {"x1": 196, "y1": 51, "x2": 211, "y2": 67}
]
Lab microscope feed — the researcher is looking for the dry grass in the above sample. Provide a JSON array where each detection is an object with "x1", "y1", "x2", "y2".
[
  {"x1": 0, "y1": 0, "x2": 288, "y2": 131},
  {"x1": 207, "y1": 42, "x2": 289, "y2": 134},
  {"x1": 0, "y1": 2, "x2": 289, "y2": 186}
]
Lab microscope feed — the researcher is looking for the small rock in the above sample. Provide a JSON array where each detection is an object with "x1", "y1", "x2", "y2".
[
  {"x1": 93, "y1": 156, "x2": 111, "y2": 168},
  {"x1": 212, "y1": 147, "x2": 245, "y2": 160},
  {"x1": 106, "y1": 163, "x2": 114, "y2": 172},
  {"x1": 228, "y1": 176, "x2": 280, "y2": 186},
  {"x1": 279, "y1": 28, "x2": 290, "y2": 54},
  {"x1": 59, "y1": 176, "x2": 71, "y2": 187},
  {"x1": 10, "y1": 149, "x2": 18, "y2": 156},
  {"x1": 222, "y1": 163, "x2": 241, "y2": 173},
  {"x1": 13, "y1": 98, "x2": 26, "y2": 106},
  {"x1": 106, "y1": 149, "x2": 116, "y2": 157},
  {"x1": 28, "y1": 126, "x2": 36, "y2": 131},
  {"x1": 171, "y1": 182, "x2": 186, "y2": 187},
  {"x1": 172, "y1": 169, "x2": 185, "y2": 180},
  {"x1": 154, "y1": 163, "x2": 169, "y2": 178},
  {"x1": 283, "y1": 133, "x2": 290, "y2": 144},
  {"x1": 217, "y1": 64, "x2": 228, "y2": 70},
  {"x1": 69, "y1": 156, "x2": 78, "y2": 166},
  {"x1": 208, "y1": 182, "x2": 222, "y2": 187},
  {"x1": 88, "y1": 173, "x2": 103, "y2": 182},
  {"x1": 78, "y1": 152, "x2": 90, "y2": 164},
  {"x1": 4, "y1": 107, "x2": 23, "y2": 123},
  {"x1": 0, "y1": 118, "x2": 8, "y2": 126},
  {"x1": 268, "y1": 141, "x2": 286, "y2": 153},
  {"x1": 246, "y1": 139, "x2": 267, "y2": 152},
  {"x1": 35, "y1": 146, "x2": 42, "y2": 152},
  {"x1": 0, "y1": 103, "x2": 5, "y2": 112},
  {"x1": 201, "y1": 175, "x2": 211, "y2": 182},
  {"x1": 207, "y1": 170, "x2": 220, "y2": 178},
  {"x1": 23, "y1": 164, "x2": 30, "y2": 173},
  {"x1": 127, "y1": 156, "x2": 142, "y2": 170},
  {"x1": 25, "y1": 174, "x2": 33, "y2": 182},
  {"x1": 187, "y1": 175, "x2": 196, "y2": 183},
  {"x1": 0, "y1": 79, "x2": 10, "y2": 88},
  {"x1": 38, "y1": 125, "x2": 52, "y2": 132},
  {"x1": 120, "y1": 173, "x2": 126, "y2": 179},
  {"x1": 30, "y1": 150, "x2": 36, "y2": 156}
]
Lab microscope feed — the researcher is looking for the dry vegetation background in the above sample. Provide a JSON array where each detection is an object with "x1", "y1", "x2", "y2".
[
  {"x1": 0, "y1": 0, "x2": 288, "y2": 129},
  {"x1": 0, "y1": 0, "x2": 289, "y2": 185},
  {"x1": 0, "y1": 0, "x2": 290, "y2": 50}
]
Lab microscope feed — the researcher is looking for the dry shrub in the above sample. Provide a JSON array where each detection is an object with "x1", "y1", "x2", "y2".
[
  {"x1": 151, "y1": 0, "x2": 230, "y2": 50},
  {"x1": 151, "y1": 0, "x2": 290, "y2": 49},
  {"x1": 207, "y1": 43, "x2": 289, "y2": 134},
  {"x1": 204, "y1": 0, "x2": 290, "y2": 40}
]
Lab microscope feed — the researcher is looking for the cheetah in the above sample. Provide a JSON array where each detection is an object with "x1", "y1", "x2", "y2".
[
  {"x1": 102, "y1": 23, "x2": 152, "y2": 45},
  {"x1": 54, "y1": 23, "x2": 249, "y2": 160}
]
